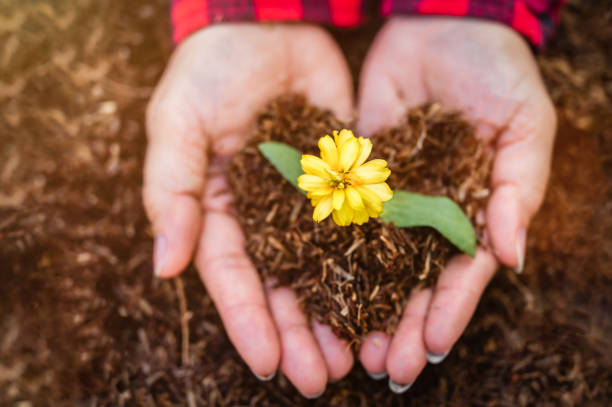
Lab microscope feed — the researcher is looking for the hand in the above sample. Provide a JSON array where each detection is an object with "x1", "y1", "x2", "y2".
[
  {"x1": 356, "y1": 18, "x2": 556, "y2": 391},
  {"x1": 144, "y1": 24, "x2": 355, "y2": 397}
]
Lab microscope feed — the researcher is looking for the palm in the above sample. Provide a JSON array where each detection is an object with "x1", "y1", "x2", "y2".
[
  {"x1": 357, "y1": 17, "x2": 556, "y2": 390},
  {"x1": 144, "y1": 24, "x2": 355, "y2": 397}
]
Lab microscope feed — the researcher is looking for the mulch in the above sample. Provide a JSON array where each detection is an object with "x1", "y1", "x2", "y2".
[
  {"x1": 0, "y1": 0, "x2": 610, "y2": 405},
  {"x1": 229, "y1": 98, "x2": 491, "y2": 344}
]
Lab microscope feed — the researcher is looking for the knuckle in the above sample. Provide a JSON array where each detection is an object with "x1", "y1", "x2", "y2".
[
  {"x1": 222, "y1": 299, "x2": 268, "y2": 319},
  {"x1": 530, "y1": 91, "x2": 557, "y2": 140},
  {"x1": 277, "y1": 321, "x2": 309, "y2": 336},
  {"x1": 141, "y1": 186, "x2": 161, "y2": 221},
  {"x1": 525, "y1": 191, "x2": 546, "y2": 217},
  {"x1": 204, "y1": 251, "x2": 252, "y2": 274},
  {"x1": 435, "y1": 283, "x2": 480, "y2": 303},
  {"x1": 400, "y1": 310, "x2": 427, "y2": 326}
]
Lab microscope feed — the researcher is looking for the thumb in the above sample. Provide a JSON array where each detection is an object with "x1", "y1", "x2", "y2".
[
  {"x1": 143, "y1": 97, "x2": 207, "y2": 278},
  {"x1": 487, "y1": 94, "x2": 557, "y2": 272}
]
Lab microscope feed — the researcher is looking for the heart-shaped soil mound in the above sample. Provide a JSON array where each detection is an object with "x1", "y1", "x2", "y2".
[{"x1": 229, "y1": 96, "x2": 492, "y2": 344}]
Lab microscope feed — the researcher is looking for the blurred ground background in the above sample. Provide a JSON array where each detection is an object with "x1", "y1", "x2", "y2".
[{"x1": 0, "y1": 0, "x2": 611, "y2": 405}]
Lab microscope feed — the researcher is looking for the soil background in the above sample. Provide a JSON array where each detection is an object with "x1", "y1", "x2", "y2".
[{"x1": 1, "y1": 0, "x2": 611, "y2": 406}]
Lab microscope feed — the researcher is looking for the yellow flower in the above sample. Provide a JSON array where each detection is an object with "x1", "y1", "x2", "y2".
[{"x1": 297, "y1": 129, "x2": 393, "y2": 226}]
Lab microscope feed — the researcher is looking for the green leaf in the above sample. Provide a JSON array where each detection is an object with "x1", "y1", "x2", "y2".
[
  {"x1": 381, "y1": 190, "x2": 477, "y2": 257},
  {"x1": 258, "y1": 142, "x2": 305, "y2": 193}
]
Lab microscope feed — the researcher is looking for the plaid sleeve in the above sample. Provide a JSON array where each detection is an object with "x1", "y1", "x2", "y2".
[
  {"x1": 171, "y1": 0, "x2": 370, "y2": 44},
  {"x1": 171, "y1": 0, "x2": 564, "y2": 48},
  {"x1": 382, "y1": 0, "x2": 565, "y2": 48}
]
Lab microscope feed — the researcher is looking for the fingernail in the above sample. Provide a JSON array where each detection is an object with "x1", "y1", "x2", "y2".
[
  {"x1": 389, "y1": 378, "x2": 412, "y2": 394},
  {"x1": 304, "y1": 389, "x2": 325, "y2": 399},
  {"x1": 515, "y1": 228, "x2": 526, "y2": 274},
  {"x1": 153, "y1": 235, "x2": 167, "y2": 277},
  {"x1": 254, "y1": 371, "x2": 276, "y2": 381},
  {"x1": 426, "y1": 350, "x2": 449, "y2": 364},
  {"x1": 367, "y1": 371, "x2": 388, "y2": 380}
]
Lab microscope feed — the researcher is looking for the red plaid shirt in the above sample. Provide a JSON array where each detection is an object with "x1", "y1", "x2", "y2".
[{"x1": 171, "y1": 0, "x2": 564, "y2": 48}]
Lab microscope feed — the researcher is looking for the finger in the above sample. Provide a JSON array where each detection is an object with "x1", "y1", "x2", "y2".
[
  {"x1": 359, "y1": 331, "x2": 391, "y2": 379},
  {"x1": 486, "y1": 183, "x2": 524, "y2": 272},
  {"x1": 267, "y1": 287, "x2": 328, "y2": 398},
  {"x1": 311, "y1": 321, "x2": 354, "y2": 381},
  {"x1": 144, "y1": 94, "x2": 206, "y2": 278},
  {"x1": 289, "y1": 26, "x2": 354, "y2": 122},
  {"x1": 488, "y1": 96, "x2": 557, "y2": 270},
  {"x1": 386, "y1": 289, "x2": 432, "y2": 393},
  {"x1": 357, "y1": 22, "x2": 428, "y2": 137},
  {"x1": 424, "y1": 248, "x2": 498, "y2": 357},
  {"x1": 195, "y1": 203, "x2": 280, "y2": 378}
]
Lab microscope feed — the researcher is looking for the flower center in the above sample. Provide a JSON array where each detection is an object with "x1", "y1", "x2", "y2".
[{"x1": 326, "y1": 168, "x2": 351, "y2": 189}]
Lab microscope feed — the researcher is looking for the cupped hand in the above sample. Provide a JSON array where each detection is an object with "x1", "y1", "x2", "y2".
[
  {"x1": 144, "y1": 24, "x2": 355, "y2": 397},
  {"x1": 356, "y1": 18, "x2": 556, "y2": 391}
]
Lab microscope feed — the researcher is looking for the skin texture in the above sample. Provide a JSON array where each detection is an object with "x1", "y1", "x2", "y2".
[
  {"x1": 144, "y1": 24, "x2": 355, "y2": 398},
  {"x1": 145, "y1": 18, "x2": 556, "y2": 396},
  {"x1": 357, "y1": 17, "x2": 556, "y2": 388}
]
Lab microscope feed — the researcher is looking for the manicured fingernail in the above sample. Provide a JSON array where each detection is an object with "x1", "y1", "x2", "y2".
[
  {"x1": 254, "y1": 371, "x2": 276, "y2": 381},
  {"x1": 367, "y1": 371, "x2": 388, "y2": 380},
  {"x1": 515, "y1": 228, "x2": 526, "y2": 274},
  {"x1": 426, "y1": 350, "x2": 449, "y2": 364},
  {"x1": 389, "y1": 379, "x2": 412, "y2": 394},
  {"x1": 304, "y1": 389, "x2": 325, "y2": 399},
  {"x1": 153, "y1": 235, "x2": 167, "y2": 277}
]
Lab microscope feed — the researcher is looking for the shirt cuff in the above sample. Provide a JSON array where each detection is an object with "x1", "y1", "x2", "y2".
[
  {"x1": 381, "y1": 0, "x2": 564, "y2": 48},
  {"x1": 171, "y1": 0, "x2": 367, "y2": 44}
]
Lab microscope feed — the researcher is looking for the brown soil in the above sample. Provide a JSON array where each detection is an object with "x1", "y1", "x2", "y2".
[
  {"x1": 1, "y1": 0, "x2": 611, "y2": 405},
  {"x1": 229, "y1": 98, "x2": 491, "y2": 343}
]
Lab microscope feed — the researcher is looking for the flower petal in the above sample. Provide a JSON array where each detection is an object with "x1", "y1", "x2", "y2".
[
  {"x1": 332, "y1": 188, "x2": 345, "y2": 210},
  {"x1": 310, "y1": 197, "x2": 320, "y2": 206},
  {"x1": 313, "y1": 194, "x2": 333, "y2": 222},
  {"x1": 345, "y1": 185, "x2": 365, "y2": 211},
  {"x1": 363, "y1": 159, "x2": 388, "y2": 168},
  {"x1": 354, "y1": 185, "x2": 383, "y2": 214},
  {"x1": 334, "y1": 129, "x2": 354, "y2": 149},
  {"x1": 331, "y1": 200, "x2": 354, "y2": 226},
  {"x1": 365, "y1": 206, "x2": 380, "y2": 218},
  {"x1": 363, "y1": 182, "x2": 393, "y2": 202},
  {"x1": 351, "y1": 162, "x2": 391, "y2": 184},
  {"x1": 308, "y1": 186, "x2": 334, "y2": 199},
  {"x1": 318, "y1": 135, "x2": 338, "y2": 170},
  {"x1": 309, "y1": 189, "x2": 333, "y2": 207},
  {"x1": 297, "y1": 174, "x2": 328, "y2": 192},
  {"x1": 338, "y1": 137, "x2": 360, "y2": 172},
  {"x1": 353, "y1": 137, "x2": 372, "y2": 169},
  {"x1": 353, "y1": 209, "x2": 369, "y2": 225},
  {"x1": 301, "y1": 154, "x2": 332, "y2": 179}
]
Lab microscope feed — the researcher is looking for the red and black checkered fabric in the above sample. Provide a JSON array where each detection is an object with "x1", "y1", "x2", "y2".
[{"x1": 171, "y1": 0, "x2": 564, "y2": 48}]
